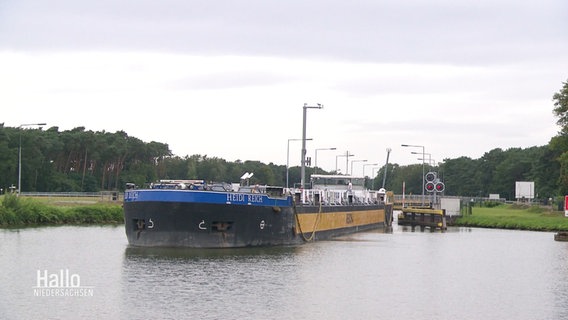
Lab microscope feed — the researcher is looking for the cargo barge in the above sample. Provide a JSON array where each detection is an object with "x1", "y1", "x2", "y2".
[{"x1": 124, "y1": 175, "x2": 393, "y2": 248}]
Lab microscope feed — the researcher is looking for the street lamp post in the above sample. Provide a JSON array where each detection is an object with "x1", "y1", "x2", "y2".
[
  {"x1": 412, "y1": 151, "x2": 432, "y2": 170},
  {"x1": 18, "y1": 123, "x2": 46, "y2": 196},
  {"x1": 287, "y1": 138, "x2": 312, "y2": 188},
  {"x1": 350, "y1": 159, "x2": 367, "y2": 176},
  {"x1": 417, "y1": 157, "x2": 436, "y2": 167},
  {"x1": 362, "y1": 163, "x2": 379, "y2": 177},
  {"x1": 300, "y1": 103, "x2": 323, "y2": 189},
  {"x1": 402, "y1": 144, "x2": 425, "y2": 205},
  {"x1": 314, "y1": 147, "x2": 336, "y2": 174},
  {"x1": 371, "y1": 167, "x2": 381, "y2": 189},
  {"x1": 336, "y1": 151, "x2": 354, "y2": 174},
  {"x1": 362, "y1": 163, "x2": 378, "y2": 189},
  {"x1": 372, "y1": 167, "x2": 380, "y2": 177}
]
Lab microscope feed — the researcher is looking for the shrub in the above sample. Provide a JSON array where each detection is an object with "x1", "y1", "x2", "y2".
[
  {"x1": 0, "y1": 195, "x2": 123, "y2": 226},
  {"x1": 0, "y1": 206, "x2": 17, "y2": 226},
  {"x1": 483, "y1": 201, "x2": 503, "y2": 208}
]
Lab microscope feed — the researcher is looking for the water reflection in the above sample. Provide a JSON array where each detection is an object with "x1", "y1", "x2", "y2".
[
  {"x1": 124, "y1": 245, "x2": 301, "y2": 260},
  {"x1": 121, "y1": 245, "x2": 303, "y2": 320}
]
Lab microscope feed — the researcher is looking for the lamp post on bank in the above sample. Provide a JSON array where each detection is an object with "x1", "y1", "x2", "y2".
[
  {"x1": 362, "y1": 163, "x2": 378, "y2": 189},
  {"x1": 287, "y1": 138, "x2": 312, "y2": 188},
  {"x1": 350, "y1": 159, "x2": 367, "y2": 176},
  {"x1": 371, "y1": 167, "x2": 381, "y2": 189},
  {"x1": 402, "y1": 144, "x2": 425, "y2": 205},
  {"x1": 363, "y1": 163, "x2": 379, "y2": 177},
  {"x1": 412, "y1": 151, "x2": 432, "y2": 170},
  {"x1": 336, "y1": 151, "x2": 355, "y2": 174},
  {"x1": 417, "y1": 157, "x2": 436, "y2": 167},
  {"x1": 18, "y1": 123, "x2": 46, "y2": 196},
  {"x1": 314, "y1": 147, "x2": 336, "y2": 174}
]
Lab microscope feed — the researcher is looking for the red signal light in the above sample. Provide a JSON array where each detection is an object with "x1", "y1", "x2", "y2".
[
  {"x1": 425, "y1": 182, "x2": 435, "y2": 192},
  {"x1": 435, "y1": 182, "x2": 445, "y2": 192}
]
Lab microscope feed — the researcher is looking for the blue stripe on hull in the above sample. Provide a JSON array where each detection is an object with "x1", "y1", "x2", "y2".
[{"x1": 125, "y1": 189, "x2": 292, "y2": 207}]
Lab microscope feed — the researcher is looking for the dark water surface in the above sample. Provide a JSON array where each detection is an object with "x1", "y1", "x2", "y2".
[{"x1": 1, "y1": 224, "x2": 567, "y2": 320}]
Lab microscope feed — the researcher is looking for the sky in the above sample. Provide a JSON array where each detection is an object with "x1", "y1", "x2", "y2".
[{"x1": 1, "y1": 0, "x2": 567, "y2": 177}]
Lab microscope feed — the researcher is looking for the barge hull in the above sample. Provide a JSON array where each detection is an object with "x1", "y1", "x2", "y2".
[
  {"x1": 124, "y1": 201, "x2": 390, "y2": 248},
  {"x1": 124, "y1": 201, "x2": 301, "y2": 248}
]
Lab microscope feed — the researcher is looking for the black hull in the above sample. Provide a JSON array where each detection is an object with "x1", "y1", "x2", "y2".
[{"x1": 124, "y1": 201, "x2": 391, "y2": 248}]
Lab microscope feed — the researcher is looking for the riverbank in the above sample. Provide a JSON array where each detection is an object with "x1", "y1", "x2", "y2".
[
  {"x1": 455, "y1": 203, "x2": 568, "y2": 232},
  {"x1": 2, "y1": 195, "x2": 567, "y2": 231},
  {"x1": 0, "y1": 195, "x2": 123, "y2": 227}
]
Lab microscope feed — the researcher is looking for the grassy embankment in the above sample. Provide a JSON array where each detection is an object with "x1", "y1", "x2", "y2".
[
  {"x1": 0, "y1": 195, "x2": 123, "y2": 227},
  {"x1": 455, "y1": 203, "x2": 568, "y2": 232},
  {"x1": 2, "y1": 194, "x2": 567, "y2": 232}
]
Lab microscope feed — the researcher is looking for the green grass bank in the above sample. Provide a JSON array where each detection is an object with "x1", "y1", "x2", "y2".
[
  {"x1": 0, "y1": 195, "x2": 123, "y2": 227},
  {"x1": 455, "y1": 203, "x2": 568, "y2": 232},
  {"x1": 3, "y1": 195, "x2": 567, "y2": 232}
]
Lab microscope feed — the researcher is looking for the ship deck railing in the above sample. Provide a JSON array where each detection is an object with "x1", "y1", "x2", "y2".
[{"x1": 299, "y1": 189, "x2": 383, "y2": 206}]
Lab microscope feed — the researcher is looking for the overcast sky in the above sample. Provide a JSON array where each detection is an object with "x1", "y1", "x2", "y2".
[{"x1": 1, "y1": 0, "x2": 567, "y2": 176}]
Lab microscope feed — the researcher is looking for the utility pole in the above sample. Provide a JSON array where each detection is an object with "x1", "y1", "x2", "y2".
[
  {"x1": 382, "y1": 148, "x2": 391, "y2": 189},
  {"x1": 300, "y1": 103, "x2": 323, "y2": 188}
]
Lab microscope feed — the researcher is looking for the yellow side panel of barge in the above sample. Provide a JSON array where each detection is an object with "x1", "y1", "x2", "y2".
[{"x1": 295, "y1": 208, "x2": 385, "y2": 234}]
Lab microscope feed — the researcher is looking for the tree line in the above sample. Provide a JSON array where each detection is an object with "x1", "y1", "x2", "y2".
[
  {"x1": 0, "y1": 125, "x2": 562, "y2": 201},
  {"x1": 0, "y1": 126, "x2": 170, "y2": 193},
  {"x1": 2, "y1": 80, "x2": 567, "y2": 200},
  {"x1": 383, "y1": 145, "x2": 559, "y2": 201}
]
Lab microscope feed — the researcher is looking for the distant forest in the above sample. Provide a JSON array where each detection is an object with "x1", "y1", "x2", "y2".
[{"x1": 0, "y1": 124, "x2": 566, "y2": 201}]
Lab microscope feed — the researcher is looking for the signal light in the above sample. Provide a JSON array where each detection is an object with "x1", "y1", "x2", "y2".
[
  {"x1": 435, "y1": 182, "x2": 445, "y2": 192},
  {"x1": 425, "y1": 172, "x2": 436, "y2": 182},
  {"x1": 425, "y1": 182, "x2": 435, "y2": 192}
]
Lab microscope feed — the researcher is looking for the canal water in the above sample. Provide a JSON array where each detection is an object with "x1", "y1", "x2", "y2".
[{"x1": 1, "y1": 224, "x2": 567, "y2": 320}]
